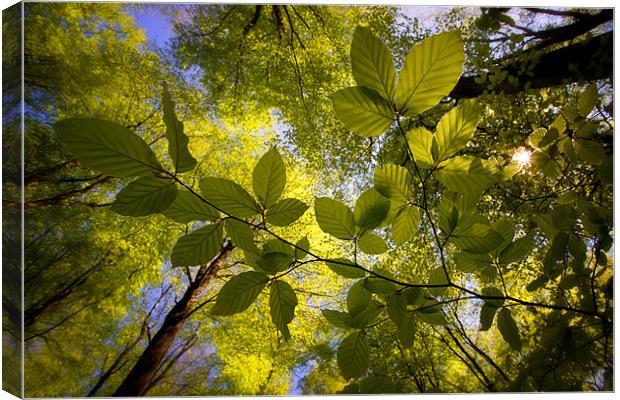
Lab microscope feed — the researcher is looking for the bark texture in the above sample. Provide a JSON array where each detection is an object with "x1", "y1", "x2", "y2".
[{"x1": 112, "y1": 242, "x2": 233, "y2": 397}]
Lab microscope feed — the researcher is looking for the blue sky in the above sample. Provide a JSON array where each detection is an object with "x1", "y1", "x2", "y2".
[{"x1": 126, "y1": 4, "x2": 175, "y2": 48}]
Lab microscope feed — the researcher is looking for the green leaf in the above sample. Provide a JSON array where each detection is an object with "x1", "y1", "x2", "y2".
[
  {"x1": 332, "y1": 86, "x2": 394, "y2": 137},
  {"x1": 436, "y1": 156, "x2": 497, "y2": 193},
  {"x1": 211, "y1": 271, "x2": 268, "y2": 316},
  {"x1": 269, "y1": 280, "x2": 298, "y2": 340},
  {"x1": 348, "y1": 300, "x2": 384, "y2": 328},
  {"x1": 347, "y1": 280, "x2": 372, "y2": 315},
  {"x1": 574, "y1": 139, "x2": 606, "y2": 165},
  {"x1": 200, "y1": 177, "x2": 259, "y2": 218},
  {"x1": 451, "y1": 222, "x2": 504, "y2": 254},
  {"x1": 224, "y1": 219, "x2": 258, "y2": 253},
  {"x1": 578, "y1": 84, "x2": 598, "y2": 116},
  {"x1": 161, "y1": 190, "x2": 220, "y2": 223},
  {"x1": 242, "y1": 250, "x2": 263, "y2": 270},
  {"x1": 359, "y1": 376, "x2": 400, "y2": 394},
  {"x1": 162, "y1": 86, "x2": 197, "y2": 173},
  {"x1": 479, "y1": 304, "x2": 497, "y2": 331},
  {"x1": 373, "y1": 164, "x2": 411, "y2": 202},
  {"x1": 454, "y1": 252, "x2": 492, "y2": 273},
  {"x1": 391, "y1": 205, "x2": 420, "y2": 245},
  {"x1": 314, "y1": 197, "x2": 356, "y2": 240},
  {"x1": 528, "y1": 127, "x2": 548, "y2": 148},
  {"x1": 526, "y1": 275, "x2": 549, "y2": 292},
  {"x1": 491, "y1": 219, "x2": 515, "y2": 243},
  {"x1": 252, "y1": 148, "x2": 286, "y2": 209},
  {"x1": 111, "y1": 176, "x2": 177, "y2": 216},
  {"x1": 263, "y1": 239, "x2": 295, "y2": 257},
  {"x1": 481, "y1": 287, "x2": 504, "y2": 308},
  {"x1": 337, "y1": 332, "x2": 370, "y2": 379},
  {"x1": 497, "y1": 308, "x2": 522, "y2": 351},
  {"x1": 258, "y1": 252, "x2": 293, "y2": 275},
  {"x1": 387, "y1": 293, "x2": 407, "y2": 325},
  {"x1": 266, "y1": 198, "x2": 308, "y2": 226},
  {"x1": 407, "y1": 127, "x2": 435, "y2": 168},
  {"x1": 416, "y1": 311, "x2": 448, "y2": 326},
  {"x1": 354, "y1": 188, "x2": 391, "y2": 230},
  {"x1": 544, "y1": 232, "x2": 569, "y2": 274},
  {"x1": 403, "y1": 287, "x2": 422, "y2": 304},
  {"x1": 322, "y1": 309, "x2": 350, "y2": 329},
  {"x1": 170, "y1": 224, "x2": 223, "y2": 267},
  {"x1": 428, "y1": 267, "x2": 449, "y2": 296},
  {"x1": 351, "y1": 26, "x2": 396, "y2": 100},
  {"x1": 55, "y1": 118, "x2": 162, "y2": 177},
  {"x1": 499, "y1": 236, "x2": 533, "y2": 265},
  {"x1": 398, "y1": 313, "x2": 416, "y2": 348},
  {"x1": 434, "y1": 100, "x2": 480, "y2": 161},
  {"x1": 358, "y1": 232, "x2": 387, "y2": 255},
  {"x1": 363, "y1": 277, "x2": 397, "y2": 294},
  {"x1": 294, "y1": 236, "x2": 310, "y2": 260},
  {"x1": 395, "y1": 31, "x2": 464, "y2": 116},
  {"x1": 326, "y1": 258, "x2": 366, "y2": 279}
]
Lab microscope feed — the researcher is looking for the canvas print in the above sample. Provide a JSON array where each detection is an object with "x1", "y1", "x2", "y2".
[{"x1": 2, "y1": 2, "x2": 614, "y2": 397}]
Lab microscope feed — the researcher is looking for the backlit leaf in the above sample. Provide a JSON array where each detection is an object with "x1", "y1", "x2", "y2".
[
  {"x1": 200, "y1": 177, "x2": 259, "y2": 218},
  {"x1": 55, "y1": 118, "x2": 162, "y2": 177},
  {"x1": 266, "y1": 198, "x2": 308, "y2": 226},
  {"x1": 434, "y1": 99, "x2": 480, "y2": 161},
  {"x1": 258, "y1": 252, "x2": 293, "y2": 275},
  {"x1": 398, "y1": 313, "x2": 416, "y2": 347},
  {"x1": 322, "y1": 309, "x2": 351, "y2": 329},
  {"x1": 354, "y1": 188, "x2": 391, "y2": 230},
  {"x1": 351, "y1": 26, "x2": 396, "y2": 100},
  {"x1": 269, "y1": 280, "x2": 298, "y2": 340},
  {"x1": 224, "y1": 219, "x2": 258, "y2": 253},
  {"x1": 428, "y1": 267, "x2": 449, "y2": 296},
  {"x1": 407, "y1": 127, "x2": 435, "y2": 168},
  {"x1": 436, "y1": 156, "x2": 497, "y2": 193},
  {"x1": 162, "y1": 190, "x2": 220, "y2": 223},
  {"x1": 294, "y1": 236, "x2": 310, "y2": 260},
  {"x1": 332, "y1": 86, "x2": 394, "y2": 137},
  {"x1": 326, "y1": 258, "x2": 366, "y2": 279},
  {"x1": 337, "y1": 331, "x2": 370, "y2": 379},
  {"x1": 578, "y1": 84, "x2": 598, "y2": 116},
  {"x1": 358, "y1": 232, "x2": 387, "y2": 254},
  {"x1": 315, "y1": 197, "x2": 356, "y2": 240},
  {"x1": 374, "y1": 164, "x2": 411, "y2": 202},
  {"x1": 395, "y1": 31, "x2": 464, "y2": 116},
  {"x1": 497, "y1": 308, "x2": 522, "y2": 351},
  {"x1": 171, "y1": 224, "x2": 223, "y2": 267},
  {"x1": 499, "y1": 236, "x2": 533, "y2": 265},
  {"x1": 253, "y1": 148, "x2": 286, "y2": 209},
  {"x1": 162, "y1": 86, "x2": 197, "y2": 173},
  {"x1": 479, "y1": 304, "x2": 497, "y2": 331},
  {"x1": 391, "y1": 205, "x2": 420, "y2": 245},
  {"x1": 212, "y1": 271, "x2": 268, "y2": 316},
  {"x1": 111, "y1": 176, "x2": 177, "y2": 216},
  {"x1": 348, "y1": 280, "x2": 372, "y2": 315}
]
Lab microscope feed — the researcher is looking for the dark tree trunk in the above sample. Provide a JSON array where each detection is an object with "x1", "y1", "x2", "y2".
[
  {"x1": 450, "y1": 31, "x2": 613, "y2": 100},
  {"x1": 112, "y1": 242, "x2": 233, "y2": 397}
]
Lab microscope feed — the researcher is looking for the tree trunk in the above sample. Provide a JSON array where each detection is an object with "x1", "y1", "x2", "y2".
[
  {"x1": 112, "y1": 242, "x2": 233, "y2": 397},
  {"x1": 25, "y1": 250, "x2": 112, "y2": 327},
  {"x1": 451, "y1": 31, "x2": 613, "y2": 100}
]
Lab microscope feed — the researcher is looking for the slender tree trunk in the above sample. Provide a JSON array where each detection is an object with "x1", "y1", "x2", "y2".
[
  {"x1": 112, "y1": 242, "x2": 233, "y2": 397},
  {"x1": 24, "y1": 250, "x2": 112, "y2": 327},
  {"x1": 87, "y1": 287, "x2": 172, "y2": 396}
]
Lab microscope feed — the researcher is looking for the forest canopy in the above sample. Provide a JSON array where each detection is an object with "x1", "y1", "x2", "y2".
[{"x1": 2, "y1": 2, "x2": 614, "y2": 396}]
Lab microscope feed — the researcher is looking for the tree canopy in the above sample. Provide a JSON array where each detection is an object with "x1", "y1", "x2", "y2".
[{"x1": 2, "y1": 3, "x2": 614, "y2": 396}]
